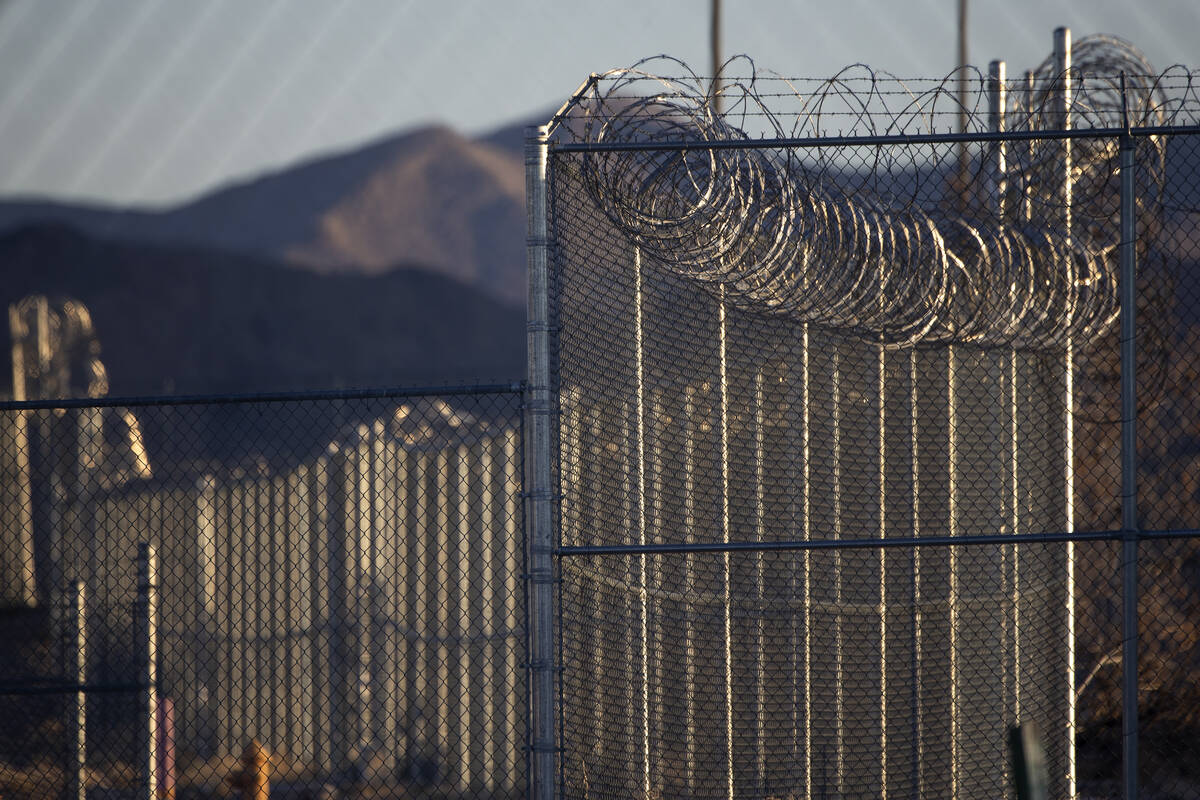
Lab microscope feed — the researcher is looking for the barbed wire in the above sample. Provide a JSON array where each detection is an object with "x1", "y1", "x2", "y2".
[{"x1": 554, "y1": 35, "x2": 1195, "y2": 348}]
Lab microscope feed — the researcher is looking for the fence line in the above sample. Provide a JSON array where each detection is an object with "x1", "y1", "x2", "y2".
[
  {"x1": 540, "y1": 33, "x2": 1200, "y2": 795},
  {"x1": 0, "y1": 390, "x2": 525, "y2": 797}
]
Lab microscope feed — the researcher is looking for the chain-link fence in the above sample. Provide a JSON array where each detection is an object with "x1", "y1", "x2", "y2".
[
  {"x1": 6, "y1": 30, "x2": 1200, "y2": 800},
  {"x1": 0, "y1": 385, "x2": 527, "y2": 799},
  {"x1": 531, "y1": 33, "x2": 1200, "y2": 800}
]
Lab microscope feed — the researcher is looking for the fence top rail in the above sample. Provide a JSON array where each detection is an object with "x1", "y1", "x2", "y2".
[
  {"x1": 0, "y1": 381, "x2": 525, "y2": 412},
  {"x1": 549, "y1": 122, "x2": 1200, "y2": 155},
  {"x1": 557, "y1": 528, "x2": 1200, "y2": 557}
]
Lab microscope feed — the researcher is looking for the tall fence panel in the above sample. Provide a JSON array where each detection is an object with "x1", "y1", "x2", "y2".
[
  {"x1": 549, "y1": 167, "x2": 1076, "y2": 798},
  {"x1": 0, "y1": 386, "x2": 526, "y2": 799},
  {"x1": 539, "y1": 43, "x2": 1200, "y2": 799}
]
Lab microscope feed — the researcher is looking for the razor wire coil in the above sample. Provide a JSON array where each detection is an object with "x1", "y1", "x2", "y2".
[{"x1": 555, "y1": 36, "x2": 1191, "y2": 349}]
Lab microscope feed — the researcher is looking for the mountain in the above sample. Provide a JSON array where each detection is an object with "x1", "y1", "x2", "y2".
[
  {"x1": 0, "y1": 224, "x2": 524, "y2": 396},
  {"x1": 0, "y1": 124, "x2": 530, "y2": 306}
]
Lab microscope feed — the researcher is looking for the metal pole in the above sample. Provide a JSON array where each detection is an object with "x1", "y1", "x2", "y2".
[
  {"x1": 754, "y1": 371, "x2": 766, "y2": 792},
  {"x1": 801, "y1": 325, "x2": 813, "y2": 800},
  {"x1": 956, "y1": 0, "x2": 970, "y2": 201},
  {"x1": 710, "y1": 0, "x2": 722, "y2": 116},
  {"x1": 877, "y1": 345, "x2": 888, "y2": 799},
  {"x1": 684, "y1": 385, "x2": 697, "y2": 796},
  {"x1": 990, "y1": 56, "x2": 1023, "y2": 736},
  {"x1": 1023, "y1": 71, "x2": 1036, "y2": 223},
  {"x1": 1118, "y1": 94, "x2": 1139, "y2": 800},
  {"x1": 908, "y1": 350, "x2": 923, "y2": 797},
  {"x1": 136, "y1": 542, "x2": 159, "y2": 800},
  {"x1": 946, "y1": 347, "x2": 961, "y2": 799},
  {"x1": 524, "y1": 124, "x2": 556, "y2": 800},
  {"x1": 65, "y1": 580, "x2": 86, "y2": 800},
  {"x1": 6, "y1": 304, "x2": 36, "y2": 608},
  {"x1": 988, "y1": 61, "x2": 1008, "y2": 216},
  {"x1": 832, "y1": 349, "x2": 845, "y2": 797},
  {"x1": 634, "y1": 249, "x2": 651, "y2": 800},
  {"x1": 1052, "y1": 28, "x2": 1077, "y2": 799},
  {"x1": 720, "y1": 291, "x2": 734, "y2": 800}
]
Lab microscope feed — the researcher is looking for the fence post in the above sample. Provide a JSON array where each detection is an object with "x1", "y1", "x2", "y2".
[
  {"x1": 2, "y1": 303, "x2": 36, "y2": 607},
  {"x1": 135, "y1": 542, "x2": 159, "y2": 800},
  {"x1": 633, "y1": 249, "x2": 652, "y2": 800},
  {"x1": 991, "y1": 54, "x2": 1026, "y2": 763},
  {"x1": 326, "y1": 441, "x2": 361, "y2": 781},
  {"x1": 192, "y1": 476, "x2": 218, "y2": 758},
  {"x1": 1052, "y1": 27, "x2": 1078, "y2": 799},
  {"x1": 1118, "y1": 83, "x2": 1139, "y2": 800},
  {"x1": 525, "y1": 123, "x2": 557, "y2": 800},
  {"x1": 64, "y1": 580, "x2": 86, "y2": 800}
]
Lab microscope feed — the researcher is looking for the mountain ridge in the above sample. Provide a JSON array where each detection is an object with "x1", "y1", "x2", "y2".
[
  {"x1": 0, "y1": 121, "x2": 536, "y2": 307},
  {"x1": 0, "y1": 223, "x2": 525, "y2": 396}
]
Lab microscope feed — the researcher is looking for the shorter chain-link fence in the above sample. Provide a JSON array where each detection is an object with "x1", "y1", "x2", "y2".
[{"x1": 0, "y1": 385, "x2": 527, "y2": 799}]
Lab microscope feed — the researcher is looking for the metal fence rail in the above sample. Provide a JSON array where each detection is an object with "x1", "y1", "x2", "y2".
[{"x1": 0, "y1": 385, "x2": 526, "y2": 799}]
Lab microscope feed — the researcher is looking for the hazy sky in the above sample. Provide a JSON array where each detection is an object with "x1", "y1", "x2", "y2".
[{"x1": 0, "y1": 0, "x2": 1195, "y2": 206}]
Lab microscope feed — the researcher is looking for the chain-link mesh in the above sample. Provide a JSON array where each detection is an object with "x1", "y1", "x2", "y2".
[
  {"x1": 552, "y1": 153, "x2": 1078, "y2": 798},
  {"x1": 543, "y1": 49, "x2": 1200, "y2": 799},
  {"x1": 0, "y1": 387, "x2": 526, "y2": 799},
  {"x1": 4, "y1": 40, "x2": 1200, "y2": 800},
  {"x1": 1126, "y1": 127, "x2": 1200, "y2": 799}
]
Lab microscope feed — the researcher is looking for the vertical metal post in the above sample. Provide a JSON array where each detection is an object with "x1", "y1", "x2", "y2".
[
  {"x1": 634, "y1": 248, "x2": 651, "y2": 800},
  {"x1": 684, "y1": 385, "x2": 697, "y2": 796},
  {"x1": 832, "y1": 349, "x2": 845, "y2": 797},
  {"x1": 956, "y1": 0, "x2": 970, "y2": 202},
  {"x1": 436, "y1": 449, "x2": 453, "y2": 768},
  {"x1": 877, "y1": 345, "x2": 888, "y2": 799},
  {"x1": 1023, "y1": 71, "x2": 1036, "y2": 223},
  {"x1": 946, "y1": 346, "x2": 961, "y2": 800},
  {"x1": 65, "y1": 580, "x2": 86, "y2": 800},
  {"x1": 710, "y1": 0, "x2": 722, "y2": 115},
  {"x1": 327, "y1": 442, "x2": 359, "y2": 775},
  {"x1": 908, "y1": 350, "x2": 923, "y2": 797},
  {"x1": 753, "y1": 371, "x2": 766, "y2": 792},
  {"x1": 455, "y1": 445, "x2": 473, "y2": 791},
  {"x1": 75, "y1": 407, "x2": 102, "y2": 616},
  {"x1": 801, "y1": 325, "x2": 813, "y2": 800},
  {"x1": 719, "y1": 291, "x2": 734, "y2": 800},
  {"x1": 6, "y1": 305, "x2": 36, "y2": 608},
  {"x1": 987, "y1": 61, "x2": 1008, "y2": 216},
  {"x1": 524, "y1": 124, "x2": 556, "y2": 800},
  {"x1": 990, "y1": 58, "x2": 1023, "y2": 733},
  {"x1": 1118, "y1": 103, "x2": 1139, "y2": 800},
  {"x1": 136, "y1": 542, "x2": 159, "y2": 800},
  {"x1": 503, "y1": 429, "x2": 523, "y2": 792},
  {"x1": 1052, "y1": 28, "x2": 1078, "y2": 799},
  {"x1": 479, "y1": 439, "x2": 498, "y2": 789}
]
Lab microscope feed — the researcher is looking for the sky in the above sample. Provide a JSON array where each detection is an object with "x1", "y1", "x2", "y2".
[{"x1": 0, "y1": 0, "x2": 1195, "y2": 207}]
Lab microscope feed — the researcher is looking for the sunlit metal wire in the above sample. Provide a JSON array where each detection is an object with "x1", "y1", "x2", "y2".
[{"x1": 555, "y1": 36, "x2": 1184, "y2": 349}]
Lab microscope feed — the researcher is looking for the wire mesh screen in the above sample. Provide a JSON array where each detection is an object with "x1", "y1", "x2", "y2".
[
  {"x1": 542, "y1": 41, "x2": 1200, "y2": 798},
  {"x1": 0, "y1": 387, "x2": 526, "y2": 799},
  {"x1": 551, "y1": 154, "x2": 1075, "y2": 798},
  {"x1": 1129, "y1": 129, "x2": 1200, "y2": 798}
]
